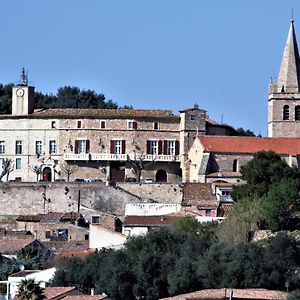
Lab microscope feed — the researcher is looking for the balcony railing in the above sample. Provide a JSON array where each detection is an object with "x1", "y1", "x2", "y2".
[{"x1": 63, "y1": 153, "x2": 180, "y2": 162}]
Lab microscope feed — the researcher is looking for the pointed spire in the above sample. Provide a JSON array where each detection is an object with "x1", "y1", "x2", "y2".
[{"x1": 276, "y1": 19, "x2": 300, "y2": 93}]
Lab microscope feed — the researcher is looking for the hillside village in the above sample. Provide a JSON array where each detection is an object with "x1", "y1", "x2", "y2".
[{"x1": 1, "y1": 19, "x2": 300, "y2": 300}]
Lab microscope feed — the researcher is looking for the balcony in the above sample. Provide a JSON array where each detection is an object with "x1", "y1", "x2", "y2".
[{"x1": 63, "y1": 153, "x2": 180, "y2": 162}]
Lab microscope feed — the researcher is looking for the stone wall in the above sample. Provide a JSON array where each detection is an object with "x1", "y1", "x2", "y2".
[{"x1": 0, "y1": 182, "x2": 182, "y2": 217}]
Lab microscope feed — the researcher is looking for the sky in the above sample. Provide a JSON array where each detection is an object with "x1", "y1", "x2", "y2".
[{"x1": 1, "y1": 0, "x2": 300, "y2": 136}]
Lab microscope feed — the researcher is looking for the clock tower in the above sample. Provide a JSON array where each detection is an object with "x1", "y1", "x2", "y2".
[{"x1": 12, "y1": 68, "x2": 35, "y2": 116}]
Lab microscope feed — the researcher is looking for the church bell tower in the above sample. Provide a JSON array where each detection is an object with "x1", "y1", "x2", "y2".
[
  {"x1": 12, "y1": 68, "x2": 34, "y2": 116},
  {"x1": 268, "y1": 19, "x2": 300, "y2": 137}
]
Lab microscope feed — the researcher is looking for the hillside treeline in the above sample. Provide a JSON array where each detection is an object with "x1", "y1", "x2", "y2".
[{"x1": 0, "y1": 84, "x2": 132, "y2": 114}]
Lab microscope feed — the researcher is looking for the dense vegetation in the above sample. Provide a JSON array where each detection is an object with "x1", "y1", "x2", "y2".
[
  {"x1": 0, "y1": 83, "x2": 132, "y2": 114},
  {"x1": 50, "y1": 151, "x2": 300, "y2": 300}
]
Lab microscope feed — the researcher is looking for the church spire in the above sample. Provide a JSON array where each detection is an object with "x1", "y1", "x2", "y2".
[{"x1": 276, "y1": 19, "x2": 300, "y2": 93}]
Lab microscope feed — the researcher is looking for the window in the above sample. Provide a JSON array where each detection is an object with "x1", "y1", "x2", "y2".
[
  {"x1": 74, "y1": 140, "x2": 90, "y2": 154},
  {"x1": 165, "y1": 140, "x2": 175, "y2": 155},
  {"x1": 233, "y1": 159, "x2": 238, "y2": 172},
  {"x1": 16, "y1": 158, "x2": 21, "y2": 170},
  {"x1": 163, "y1": 140, "x2": 179, "y2": 155},
  {"x1": 147, "y1": 140, "x2": 162, "y2": 155},
  {"x1": 295, "y1": 106, "x2": 300, "y2": 121},
  {"x1": 190, "y1": 114, "x2": 196, "y2": 120},
  {"x1": 45, "y1": 231, "x2": 51, "y2": 238},
  {"x1": 92, "y1": 216, "x2": 100, "y2": 224},
  {"x1": 51, "y1": 121, "x2": 56, "y2": 128},
  {"x1": 15, "y1": 141, "x2": 22, "y2": 154},
  {"x1": 77, "y1": 120, "x2": 82, "y2": 129},
  {"x1": 283, "y1": 105, "x2": 290, "y2": 120},
  {"x1": 153, "y1": 122, "x2": 159, "y2": 130},
  {"x1": 110, "y1": 140, "x2": 126, "y2": 154},
  {"x1": 127, "y1": 120, "x2": 137, "y2": 130},
  {"x1": 49, "y1": 140, "x2": 57, "y2": 154},
  {"x1": 0, "y1": 141, "x2": 5, "y2": 154},
  {"x1": 35, "y1": 141, "x2": 42, "y2": 155},
  {"x1": 100, "y1": 120, "x2": 106, "y2": 129}
]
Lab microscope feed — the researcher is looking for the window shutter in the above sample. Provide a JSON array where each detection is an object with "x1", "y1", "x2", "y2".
[
  {"x1": 163, "y1": 141, "x2": 168, "y2": 155},
  {"x1": 110, "y1": 140, "x2": 115, "y2": 154},
  {"x1": 122, "y1": 140, "x2": 126, "y2": 154},
  {"x1": 146, "y1": 141, "x2": 150, "y2": 154},
  {"x1": 74, "y1": 140, "x2": 79, "y2": 154},
  {"x1": 158, "y1": 140, "x2": 163, "y2": 155},
  {"x1": 86, "y1": 140, "x2": 90, "y2": 153},
  {"x1": 133, "y1": 121, "x2": 137, "y2": 129},
  {"x1": 175, "y1": 141, "x2": 179, "y2": 155}
]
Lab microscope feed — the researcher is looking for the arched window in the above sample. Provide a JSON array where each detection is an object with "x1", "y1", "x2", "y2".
[
  {"x1": 233, "y1": 159, "x2": 238, "y2": 172},
  {"x1": 295, "y1": 106, "x2": 300, "y2": 121},
  {"x1": 283, "y1": 105, "x2": 290, "y2": 120}
]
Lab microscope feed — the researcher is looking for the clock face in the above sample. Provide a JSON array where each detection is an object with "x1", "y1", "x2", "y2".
[{"x1": 16, "y1": 89, "x2": 24, "y2": 97}]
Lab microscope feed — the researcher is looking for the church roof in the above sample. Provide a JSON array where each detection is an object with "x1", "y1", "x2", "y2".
[
  {"x1": 198, "y1": 136, "x2": 300, "y2": 155},
  {"x1": 276, "y1": 20, "x2": 300, "y2": 92}
]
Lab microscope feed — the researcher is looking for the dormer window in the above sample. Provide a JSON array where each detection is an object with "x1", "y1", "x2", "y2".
[{"x1": 128, "y1": 120, "x2": 137, "y2": 130}]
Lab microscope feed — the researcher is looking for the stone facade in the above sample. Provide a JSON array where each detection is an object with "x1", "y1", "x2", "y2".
[
  {"x1": 0, "y1": 83, "x2": 236, "y2": 184},
  {"x1": 268, "y1": 20, "x2": 300, "y2": 137}
]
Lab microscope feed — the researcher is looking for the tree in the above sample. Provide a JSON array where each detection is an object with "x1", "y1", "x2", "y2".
[
  {"x1": 60, "y1": 162, "x2": 78, "y2": 182},
  {"x1": 0, "y1": 158, "x2": 14, "y2": 181},
  {"x1": 32, "y1": 165, "x2": 42, "y2": 182},
  {"x1": 261, "y1": 179, "x2": 300, "y2": 231},
  {"x1": 126, "y1": 142, "x2": 155, "y2": 182},
  {"x1": 16, "y1": 279, "x2": 45, "y2": 300},
  {"x1": 236, "y1": 127, "x2": 256, "y2": 136},
  {"x1": 216, "y1": 197, "x2": 262, "y2": 243},
  {"x1": 288, "y1": 290, "x2": 300, "y2": 300},
  {"x1": 232, "y1": 151, "x2": 299, "y2": 200}
]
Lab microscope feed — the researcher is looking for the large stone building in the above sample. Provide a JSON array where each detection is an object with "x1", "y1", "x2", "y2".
[{"x1": 0, "y1": 72, "x2": 235, "y2": 183}]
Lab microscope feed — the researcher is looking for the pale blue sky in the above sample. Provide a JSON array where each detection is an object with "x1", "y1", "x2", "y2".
[{"x1": 1, "y1": 0, "x2": 299, "y2": 136}]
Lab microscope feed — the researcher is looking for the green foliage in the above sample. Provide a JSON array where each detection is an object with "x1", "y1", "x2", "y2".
[
  {"x1": 16, "y1": 278, "x2": 45, "y2": 300},
  {"x1": 216, "y1": 197, "x2": 262, "y2": 243},
  {"x1": 288, "y1": 290, "x2": 300, "y2": 300},
  {"x1": 236, "y1": 127, "x2": 256, "y2": 136},
  {"x1": 262, "y1": 179, "x2": 300, "y2": 231},
  {"x1": 0, "y1": 83, "x2": 127, "y2": 114},
  {"x1": 232, "y1": 151, "x2": 299, "y2": 200}
]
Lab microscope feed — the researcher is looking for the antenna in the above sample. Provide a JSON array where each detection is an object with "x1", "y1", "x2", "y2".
[
  {"x1": 19, "y1": 67, "x2": 28, "y2": 86},
  {"x1": 291, "y1": 8, "x2": 294, "y2": 22},
  {"x1": 221, "y1": 114, "x2": 224, "y2": 124}
]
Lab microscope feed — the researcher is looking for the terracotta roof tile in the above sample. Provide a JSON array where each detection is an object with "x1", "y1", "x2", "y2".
[
  {"x1": 123, "y1": 215, "x2": 180, "y2": 226},
  {"x1": 0, "y1": 238, "x2": 34, "y2": 254},
  {"x1": 30, "y1": 108, "x2": 177, "y2": 120},
  {"x1": 160, "y1": 288, "x2": 287, "y2": 300},
  {"x1": 44, "y1": 286, "x2": 77, "y2": 299},
  {"x1": 199, "y1": 136, "x2": 300, "y2": 155},
  {"x1": 64, "y1": 295, "x2": 108, "y2": 300},
  {"x1": 182, "y1": 183, "x2": 218, "y2": 208}
]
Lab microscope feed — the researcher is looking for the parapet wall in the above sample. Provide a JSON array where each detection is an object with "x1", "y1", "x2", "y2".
[{"x1": 0, "y1": 182, "x2": 182, "y2": 217}]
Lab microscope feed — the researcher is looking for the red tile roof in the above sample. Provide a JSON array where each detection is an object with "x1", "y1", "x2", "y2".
[
  {"x1": 30, "y1": 108, "x2": 177, "y2": 120},
  {"x1": 159, "y1": 288, "x2": 287, "y2": 300},
  {"x1": 44, "y1": 286, "x2": 77, "y2": 299},
  {"x1": 63, "y1": 295, "x2": 108, "y2": 300},
  {"x1": 199, "y1": 136, "x2": 300, "y2": 155},
  {"x1": 123, "y1": 215, "x2": 180, "y2": 226},
  {"x1": 182, "y1": 183, "x2": 218, "y2": 209},
  {"x1": 0, "y1": 238, "x2": 34, "y2": 254}
]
